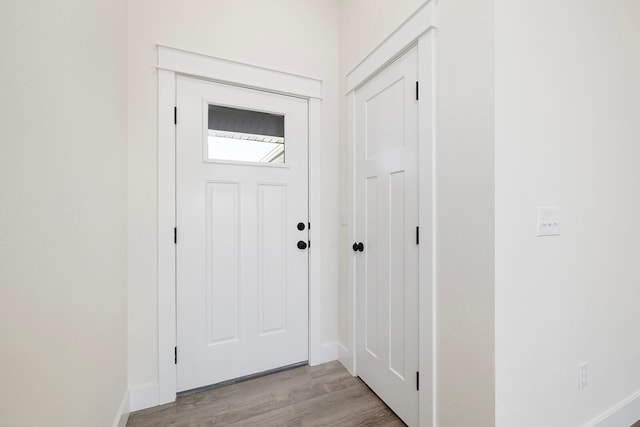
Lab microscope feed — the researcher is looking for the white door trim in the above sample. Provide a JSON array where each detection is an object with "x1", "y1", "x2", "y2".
[
  {"x1": 342, "y1": 2, "x2": 437, "y2": 426},
  {"x1": 157, "y1": 45, "x2": 324, "y2": 406},
  {"x1": 158, "y1": 45, "x2": 322, "y2": 99},
  {"x1": 345, "y1": 1, "x2": 437, "y2": 94}
]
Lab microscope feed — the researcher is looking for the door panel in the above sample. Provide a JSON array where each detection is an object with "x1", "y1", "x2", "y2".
[
  {"x1": 355, "y1": 46, "x2": 419, "y2": 426},
  {"x1": 205, "y1": 181, "x2": 240, "y2": 345},
  {"x1": 257, "y1": 183, "x2": 287, "y2": 335},
  {"x1": 365, "y1": 176, "x2": 379, "y2": 357},
  {"x1": 388, "y1": 170, "x2": 406, "y2": 378},
  {"x1": 176, "y1": 76, "x2": 309, "y2": 392},
  {"x1": 365, "y1": 78, "x2": 406, "y2": 159}
]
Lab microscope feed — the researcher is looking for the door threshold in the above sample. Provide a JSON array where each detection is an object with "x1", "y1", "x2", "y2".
[{"x1": 177, "y1": 361, "x2": 309, "y2": 398}]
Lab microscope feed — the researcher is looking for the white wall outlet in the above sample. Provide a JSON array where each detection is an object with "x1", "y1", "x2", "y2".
[
  {"x1": 578, "y1": 362, "x2": 588, "y2": 390},
  {"x1": 538, "y1": 207, "x2": 560, "y2": 237}
]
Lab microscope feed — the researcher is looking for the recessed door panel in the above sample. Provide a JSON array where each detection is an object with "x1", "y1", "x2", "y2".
[
  {"x1": 258, "y1": 184, "x2": 287, "y2": 336},
  {"x1": 365, "y1": 176, "x2": 379, "y2": 357},
  {"x1": 388, "y1": 171, "x2": 406, "y2": 378},
  {"x1": 206, "y1": 182, "x2": 240, "y2": 345},
  {"x1": 365, "y1": 78, "x2": 406, "y2": 159}
]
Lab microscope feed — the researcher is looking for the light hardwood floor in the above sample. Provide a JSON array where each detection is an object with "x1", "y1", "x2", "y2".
[{"x1": 127, "y1": 361, "x2": 405, "y2": 426}]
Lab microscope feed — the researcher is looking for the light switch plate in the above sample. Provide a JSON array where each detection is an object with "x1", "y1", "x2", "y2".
[
  {"x1": 538, "y1": 207, "x2": 560, "y2": 237},
  {"x1": 339, "y1": 209, "x2": 349, "y2": 226},
  {"x1": 578, "y1": 362, "x2": 588, "y2": 390}
]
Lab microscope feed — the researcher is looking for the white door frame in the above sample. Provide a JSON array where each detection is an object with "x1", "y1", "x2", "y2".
[
  {"x1": 156, "y1": 45, "x2": 324, "y2": 405},
  {"x1": 341, "y1": 2, "x2": 437, "y2": 426}
]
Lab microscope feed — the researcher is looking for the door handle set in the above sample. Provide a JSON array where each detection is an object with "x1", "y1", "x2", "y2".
[
  {"x1": 297, "y1": 221, "x2": 309, "y2": 250},
  {"x1": 352, "y1": 242, "x2": 364, "y2": 252}
]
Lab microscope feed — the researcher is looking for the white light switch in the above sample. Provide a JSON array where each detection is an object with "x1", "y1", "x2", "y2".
[
  {"x1": 339, "y1": 209, "x2": 349, "y2": 226},
  {"x1": 538, "y1": 207, "x2": 560, "y2": 237},
  {"x1": 578, "y1": 362, "x2": 588, "y2": 390}
]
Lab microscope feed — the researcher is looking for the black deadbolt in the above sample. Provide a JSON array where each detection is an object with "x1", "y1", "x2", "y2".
[
  {"x1": 297, "y1": 240, "x2": 308, "y2": 250},
  {"x1": 352, "y1": 242, "x2": 364, "y2": 252},
  {"x1": 297, "y1": 222, "x2": 306, "y2": 231}
]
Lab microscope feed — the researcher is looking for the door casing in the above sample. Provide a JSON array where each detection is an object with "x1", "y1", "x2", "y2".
[
  {"x1": 156, "y1": 45, "x2": 326, "y2": 408},
  {"x1": 343, "y1": 2, "x2": 437, "y2": 426}
]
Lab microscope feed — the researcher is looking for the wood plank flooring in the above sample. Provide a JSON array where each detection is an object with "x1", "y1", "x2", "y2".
[{"x1": 127, "y1": 361, "x2": 405, "y2": 427}]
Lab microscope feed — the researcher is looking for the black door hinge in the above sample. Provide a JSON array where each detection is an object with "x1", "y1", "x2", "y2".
[
  {"x1": 174, "y1": 346, "x2": 177, "y2": 364},
  {"x1": 416, "y1": 371, "x2": 420, "y2": 390},
  {"x1": 174, "y1": 106, "x2": 177, "y2": 125},
  {"x1": 416, "y1": 226, "x2": 420, "y2": 245},
  {"x1": 174, "y1": 227, "x2": 177, "y2": 244},
  {"x1": 308, "y1": 222, "x2": 311, "y2": 230},
  {"x1": 416, "y1": 81, "x2": 419, "y2": 100}
]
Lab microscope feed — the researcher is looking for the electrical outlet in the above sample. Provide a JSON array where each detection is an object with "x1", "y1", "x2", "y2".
[{"x1": 578, "y1": 362, "x2": 588, "y2": 390}]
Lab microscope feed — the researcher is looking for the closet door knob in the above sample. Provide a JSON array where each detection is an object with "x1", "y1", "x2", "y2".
[
  {"x1": 352, "y1": 242, "x2": 364, "y2": 252},
  {"x1": 297, "y1": 240, "x2": 308, "y2": 250}
]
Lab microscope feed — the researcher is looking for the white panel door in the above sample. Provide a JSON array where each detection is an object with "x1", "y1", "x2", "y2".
[
  {"x1": 354, "y1": 47, "x2": 419, "y2": 425},
  {"x1": 176, "y1": 76, "x2": 309, "y2": 392}
]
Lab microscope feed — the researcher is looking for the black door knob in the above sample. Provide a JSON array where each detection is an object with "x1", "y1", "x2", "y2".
[
  {"x1": 297, "y1": 240, "x2": 308, "y2": 250},
  {"x1": 352, "y1": 242, "x2": 364, "y2": 252},
  {"x1": 297, "y1": 222, "x2": 306, "y2": 231}
]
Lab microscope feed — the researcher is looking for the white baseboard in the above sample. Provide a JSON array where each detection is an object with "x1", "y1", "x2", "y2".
[
  {"x1": 337, "y1": 342, "x2": 355, "y2": 375},
  {"x1": 337, "y1": 342, "x2": 348, "y2": 356},
  {"x1": 129, "y1": 382, "x2": 160, "y2": 412},
  {"x1": 585, "y1": 389, "x2": 640, "y2": 427},
  {"x1": 113, "y1": 389, "x2": 130, "y2": 427},
  {"x1": 309, "y1": 342, "x2": 339, "y2": 366}
]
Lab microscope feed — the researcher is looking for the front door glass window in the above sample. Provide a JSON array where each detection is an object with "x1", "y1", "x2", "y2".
[{"x1": 207, "y1": 104, "x2": 285, "y2": 164}]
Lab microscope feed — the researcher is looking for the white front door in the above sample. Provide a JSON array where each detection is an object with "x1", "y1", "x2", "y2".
[
  {"x1": 176, "y1": 76, "x2": 309, "y2": 392},
  {"x1": 354, "y1": 47, "x2": 419, "y2": 425}
]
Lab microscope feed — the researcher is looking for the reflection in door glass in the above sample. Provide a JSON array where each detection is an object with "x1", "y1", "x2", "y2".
[{"x1": 207, "y1": 104, "x2": 285, "y2": 163}]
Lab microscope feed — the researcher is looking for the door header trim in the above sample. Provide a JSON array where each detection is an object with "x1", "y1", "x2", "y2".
[
  {"x1": 158, "y1": 45, "x2": 323, "y2": 100},
  {"x1": 345, "y1": 0, "x2": 436, "y2": 94}
]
